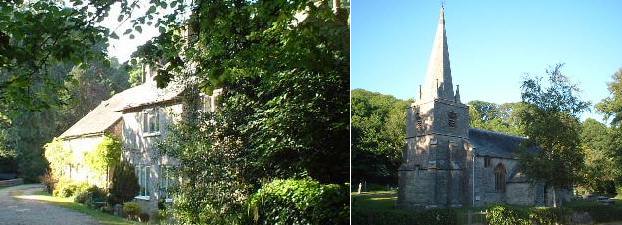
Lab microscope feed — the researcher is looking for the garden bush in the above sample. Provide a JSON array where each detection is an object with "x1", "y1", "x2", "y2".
[
  {"x1": 351, "y1": 208, "x2": 457, "y2": 225},
  {"x1": 109, "y1": 161, "x2": 139, "y2": 205},
  {"x1": 53, "y1": 179, "x2": 89, "y2": 198},
  {"x1": 486, "y1": 204, "x2": 567, "y2": 225},
  {"x1": 74, "y1": 185, "x2": 108, "y2": 207},
  {"x1": 249, "y1": 179, "x2": 349, "y2": 225},
  {"x1": 40, "y1": 171, "x2": 57, "y2": 194},
  {"x1": 123, "y1": 202, "x2": 141, "y2": 220},
  {"x1": 567, "y1": 203, "x2": 622, "y2": 223}
]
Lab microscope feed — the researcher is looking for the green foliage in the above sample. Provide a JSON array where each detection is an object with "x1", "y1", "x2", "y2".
[
  {"x1": 579, "y1": 119, "x2": 618, "y2": 195},
  {"x1": 74, "y1": 185, "x2": 108, "y2": 206},
  {"x1": 109, "y1": 161, "x2": 139, "y2": 205},
  {"x1": 485, "y1": 204, "x2": 566, "y2": 225},
  {"x1": 351, "y1": 89, "x2": 408, "y2": 185},
  {"x1": 152, "y1": 0, "x2": 349, "y2": 223},
  {"x1": 43, "y1": 137, "x2": 73, "y2": 179},
  {"x1": 597, "y1": 68, "x2": 622, "y2": 127},
  {"x1": 565, "y1": 201, "x2": 622, "y2": 223},
  {"x1": 0, "y1": 0, "x2": 109, "y2": 111},
  {"x1": 84, "y1": 135, "x2": 121, "y2": 176},
  {"x1": 517, "y1": 64, "x2": 589, "y2": 203},
  {"x1": 53, "y1": 179, "x2": 90, "y2": 198},
  {"x1": 123, "y1": 202, "x2": 141, "y2": 220},
  {"x1": 468, "y1": 100, "x2": 526, "y2": 136},
  {"x1": 351, "y1": 208, "x2": 457, "y2": 225},
  {"x1": 249, "y1": 179, "x2": 348, "y2": 225}
]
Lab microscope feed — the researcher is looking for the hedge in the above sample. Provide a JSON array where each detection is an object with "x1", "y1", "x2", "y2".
[
  {"x1": 486, "y1": 204, "x2": 567, "y2": 225},
  {"x1": 351, "y1": 208, "x2": 457, "y2": 225},
  {"x1": 249, "y1": 179, "x2": 349, "y2": 225}
]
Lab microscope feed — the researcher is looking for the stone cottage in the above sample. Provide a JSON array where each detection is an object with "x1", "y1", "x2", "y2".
[
  {"x1": 58, "y1": 84, "x2": 141, "y2": 187},
  {"x1": 118, "y1": 65, "x2": 219, "y2": 213},
  {"x1": 59, "y1": 63, "x2": 218, "y2": 214},
  {"x1": 398, "y1": 7, "x2": 564, "y2": 209}
]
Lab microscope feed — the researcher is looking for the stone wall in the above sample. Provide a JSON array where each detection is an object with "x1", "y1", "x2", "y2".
[{"x1": 122, "y1": 102, "x2": 183, "y2": 215}]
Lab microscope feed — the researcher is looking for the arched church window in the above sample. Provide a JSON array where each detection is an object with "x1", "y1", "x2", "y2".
[
  {"x1": 494, "y1": 163, "x2": 506, "y2": 193},
  {"x1": 415, "y1": 112, "x2": 423, "y2": 128},
  {"x1": 448, "y1": 111, "x2": 457, "y2": 127}
]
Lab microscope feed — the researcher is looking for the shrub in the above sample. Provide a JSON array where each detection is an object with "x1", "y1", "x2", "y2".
[
  {"x1": 74, "y1": 185, "x2": 108, "y2": 207},
  {"x1": 138, "y1": 212, "x2": 150, "y2": 222},
  {"x1": 109, "y1": 161, "x2": 139, "y2": 205},
  {"x1": 123, "y1": 202, "x2": 141, "y2": 220},
  {"x1": 567, "y1": 203, "x2": 622, "y2": 223},
  {"x1": 53, "y1": 180, "x2": 89, "y2": 198},
  {"x1": 249, "y1": 179, "x2": 349, "y2": 225},
  {"x1": 486, "y1": 204, "x2": 566, "y2": 225},
  {"x1": 351, "y1": 208, "x2": 457, "y2": 225},
  {"x1": 40, "y1": 171, "x2": 57, "y2": 194}
]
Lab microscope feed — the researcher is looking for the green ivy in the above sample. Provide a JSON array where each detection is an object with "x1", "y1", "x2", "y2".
[
  {"x1": 43, "y1": 137, "x2": 73, "y2": 179},
  {"x1": 84, "y1": 134, "x2": 121, "y2": 176}
]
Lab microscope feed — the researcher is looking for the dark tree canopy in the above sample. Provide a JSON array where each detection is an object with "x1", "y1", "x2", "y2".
[{"x1": 351, "y1": 89, "x2": 408, "y2": 185}]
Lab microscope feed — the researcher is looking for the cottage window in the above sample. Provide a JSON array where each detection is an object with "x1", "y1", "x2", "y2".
[
  {"x1": 495, "y1": 163, "x2": 506, "y2": 193},
  {"x1": 202, "y1": 95, "x2": 214, "y2": 112},
  {"x1": 159, "y1": 165, "x2": 176, "y2": 201},
  {"x1": 142, "y1": 109, "x2": 160, "y2": 133},
  {"x1": 136, "y1": 165, "x2": 151, "y2": 199}
]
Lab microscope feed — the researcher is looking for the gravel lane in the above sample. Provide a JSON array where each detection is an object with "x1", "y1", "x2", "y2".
[{"x1": 0, "y1": 184, "x2": 100, "y2": 225}]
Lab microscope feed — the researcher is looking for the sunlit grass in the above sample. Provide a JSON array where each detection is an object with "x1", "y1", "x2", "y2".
[{"x1": 13, "y1": 190, "x2": 141, "y2": 225}]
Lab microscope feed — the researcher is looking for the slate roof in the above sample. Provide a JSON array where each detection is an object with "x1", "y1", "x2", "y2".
[
  {"x1": 468, "y1": 128, "x2": 538, "y2": 159},
  {"x1": 59, "y1": 85, "x2": 142, "y2": 139},
  {"x1": 118, "y1": 81, "x2": 185, "y2": 111},
  {"x1": 60, "y1": 81, "x2": 185, "y2": 139}
]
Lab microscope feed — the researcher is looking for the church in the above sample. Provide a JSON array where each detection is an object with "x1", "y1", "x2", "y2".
[{"x1": 397, "y1": 7, "x2": 563, "y2": 208}]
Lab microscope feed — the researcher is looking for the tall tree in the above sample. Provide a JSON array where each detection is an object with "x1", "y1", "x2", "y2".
[
  {"x1": 596, "y1": 68, "x2": 622, "y2": 127},
  {"x1": 468, "y1": 100, "x2": 525, "y2": 136},
  {"x1": 517, "y1": 64, "x2": 590, "y2": 207},
  {"x1": 579, "y1": 118, "x2": 618, "y2": 195},
  {"x1": 139, "y1": 1, "x2": 351, "y2": 224},
  {"x1": 351, "y1": 89, "x2": 408, "y2": 185},
  {"x1": 1, "y1": 0, "x2": 111, "y2": 181}
]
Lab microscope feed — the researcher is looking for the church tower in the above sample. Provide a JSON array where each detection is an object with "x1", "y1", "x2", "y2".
[{"x1": 398, "y1": 6, "x2": 472, "y2": 208}]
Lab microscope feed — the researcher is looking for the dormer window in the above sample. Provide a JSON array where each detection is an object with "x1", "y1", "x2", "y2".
[
  {"x1": 143, "y1": 108, "x2": 160, "y2": 133},
  {"x1": 202, "y1": 95, "x2": 214, "y2": 112},
  {"x1": 448, "y1": 111, "x2": 457, "y2": 127}
]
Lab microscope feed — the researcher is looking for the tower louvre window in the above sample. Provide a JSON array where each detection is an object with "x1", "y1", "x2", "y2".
[
  {"x1": 415, "y1": 112, "x2": 423, "y2": 128},
  {"x1": 448, "y1": 111, "x2": 457, "y2": 127}
]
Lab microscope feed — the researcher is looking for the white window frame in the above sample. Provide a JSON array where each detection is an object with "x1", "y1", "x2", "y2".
[
  {"x1": 202, "y1": 95, "x2": 215, "y2": 112},
  {"x1": 135, "y1": 165, "x2": 151, "y2": 200},
  {"x1": 142, "y1": 108, "x2": 160, "y2": 135},
  {"x1": 159, "y1": 165, "x2": 175, "y2": 202}
]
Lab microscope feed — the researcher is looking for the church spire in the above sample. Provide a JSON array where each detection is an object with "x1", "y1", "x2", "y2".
[{"x1": 421, "y1": 5, "x2": 454, "y2": 101}]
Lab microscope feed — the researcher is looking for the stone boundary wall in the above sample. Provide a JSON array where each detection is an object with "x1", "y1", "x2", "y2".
[{"x1": 0, "y1": 178, "x2": 24, "y2": 187}]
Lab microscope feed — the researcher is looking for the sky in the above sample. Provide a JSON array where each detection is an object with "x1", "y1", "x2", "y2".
[{"x1": 351, "y1": 0, "x2": 622, "y2": 122}]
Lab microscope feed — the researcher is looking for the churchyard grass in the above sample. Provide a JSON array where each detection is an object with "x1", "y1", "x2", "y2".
[{"x1": 19, "y1": 191, "x2": 141, "y2": 225}]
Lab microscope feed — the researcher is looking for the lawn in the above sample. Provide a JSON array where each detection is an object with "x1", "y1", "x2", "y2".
[
  {"x1": 352, "y1": 190, "x2": 622, "y2": 225},
  {"x1": 352, "y1": 190, "x2": 398, "y2": 211},
  {"x1": 14, "y1": 191, "x2": 141, "y2": 225}
]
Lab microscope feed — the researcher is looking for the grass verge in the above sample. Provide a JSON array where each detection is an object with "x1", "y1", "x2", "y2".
[{"x1": 15, "y1": 190, "x2": 141, "y2": 225}]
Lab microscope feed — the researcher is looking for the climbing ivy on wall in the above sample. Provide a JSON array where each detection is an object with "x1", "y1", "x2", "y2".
[
  {"x1": 43, "y1": 137, "x2": 73, "y2": 179},
  {"x1": 85, "y1": 134, "x2": 122, "y2": 176}
]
